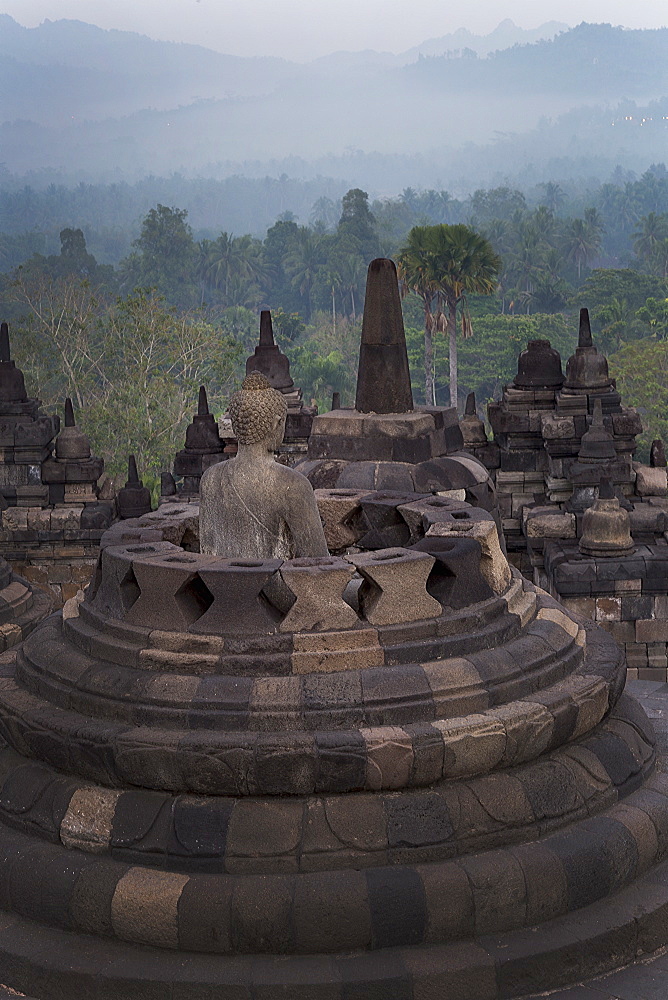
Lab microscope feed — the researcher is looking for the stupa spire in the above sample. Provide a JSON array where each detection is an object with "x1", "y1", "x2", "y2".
[
  {"x1": 259, "y1": 310, "x2": 275, "y2": 346},
  {"x1": 198, "y1": 385, "x2": 209, "y2": 417},
  {"x1": 355, "y1": 258, "x2": 413, "y2": 414},
  {"x1": 0, "y1": 322, "x2": 10, "y2": 364},
  {"x1": 64, "y1": 397, "x2": 75, "y2": 427},
  {"x1": 465, "y1": 391, "x2": 476, "y2": 416},
  {"x1": 127, "y1": 454, "x2": 140, "y2": 486},
  {"x1": 578, "y1": 307, "x2": 593, "y2": 349}
]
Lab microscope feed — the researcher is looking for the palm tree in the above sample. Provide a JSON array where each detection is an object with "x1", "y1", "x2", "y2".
[
  {"x1": 650, "y1": 238, "x2": 668, "y2": 279},
  {"x1": 633, "y1": 213, "x2": 668, "y2": 263},
  {"x1": 429, "y1": 225, "x2": 501, "y2": 410},
  {"x1": 284, "y1": 230, "x2": 324, "y2": 320},
  {"x1": 398, "y1": 224, "x2": 501, "y2": 410},
  {"x1": 538, "y1": 181, "x2": 565, "y2": 214},
  {"x1": 397, "y1": 226, "x2": 439, "y2": 405},
  {"x1": 562, "y1": 217, "x2": 602, "y2": 280}
]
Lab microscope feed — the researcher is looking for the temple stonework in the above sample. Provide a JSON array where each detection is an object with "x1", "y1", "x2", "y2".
[
  {"x1": 297, "y1": 258, "x2": 496, "y2": 513},
  {"x1": 0, "y1": 324, "x2": 115, "y2": 605},
  {"x1": 470, "y1": 309, "x2": 668, "y2": 679}
]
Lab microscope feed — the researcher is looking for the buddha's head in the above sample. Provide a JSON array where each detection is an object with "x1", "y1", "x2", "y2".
[{"x1": 229, "y1": 370, "x2": 287, "y2": 453}]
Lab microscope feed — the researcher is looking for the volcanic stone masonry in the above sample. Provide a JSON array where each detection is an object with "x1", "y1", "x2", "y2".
[
  {"x1": 468, "y1": 309, "x2": 668, "y2": 679},
  {"x1": 0, "y1": 323, "x2": 115, "y2": 607},
  {"x1": 0, "y1": 483, "x2": 666, "y2": 998},
  {"x1": 296, "y1": 258, "x2": 496, "y2": 515}
]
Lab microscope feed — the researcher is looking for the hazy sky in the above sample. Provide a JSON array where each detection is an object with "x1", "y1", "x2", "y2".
[{"x1": 1, "y1": 0, "x2": 667, "y2": 60}]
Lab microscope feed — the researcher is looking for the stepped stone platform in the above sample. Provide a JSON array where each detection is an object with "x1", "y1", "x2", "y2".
[{"x1": 0, "y1": 501, "x2": 665, "y2": 998}]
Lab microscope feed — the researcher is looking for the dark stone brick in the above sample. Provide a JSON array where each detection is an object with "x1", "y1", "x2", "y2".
[
  {"x1": 361, "y1": 664, "x2": 433, "y2": 726},
  {"x1": 587, "y1": 733, "x2": 645, "y2": 792},
  {"x1": 230, "y1": 874, "x2": 294, "y2": 952},
  {"x1": 170, "y1": 796, "x2": 234, "y2": 860},
  {"x1": 386, "y1": 791, "x2": 453, "y2": 850},
  {"x1": 519, "y1": 760, "x2": 582, "y2": 824},
  {"x1": 110, "y1": 790, "x2": 173, "y2": 860},
  {"x1": 253, "y1": 733, "x2": 316, "y2": 796},
  {"x1": 407, "y1": 724, "x2": 445, "y2": 785},
  {"x1": 339, "y1": 953, "x2": 412, "y2": 1000},
  {"x1": 365, "y1": 866, "x2": 427, "y2": 947},
  {"x1": 177, "y1": 874, "x2": 233, "y2": 952},
  {"x1": 189, "y1": 675, "x2": 252, "y2": 731},
  {"x1": 621, "y1": 595, "x2": 653, "y2": 620},
  {"x1": 548, "y1": 816, "x2": 639, "y2": 910},
  {"x1": 315, "y1": 731, "x2": 367, "y2": 793},
  {"x1": 70, "y1": 859, "x2": 129, "y2": 936}
]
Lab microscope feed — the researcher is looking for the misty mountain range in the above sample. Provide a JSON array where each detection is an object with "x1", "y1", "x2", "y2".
[{"x1": 0, "y1": 15, "x2": 667, "y2": 194}]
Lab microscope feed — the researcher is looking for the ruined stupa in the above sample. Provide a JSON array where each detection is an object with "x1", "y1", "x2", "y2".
[
  {"x1": 297, "y1": 259, "x2": 495, "y2": 512},
  {"x1": 0, "y1": 326, "x2": 114, "y2": 605},
  {"x1": 0, "y1": 374, "x2": 666, "y2": 998}
]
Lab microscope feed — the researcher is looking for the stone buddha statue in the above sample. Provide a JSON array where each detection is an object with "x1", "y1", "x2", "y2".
[{"x1": 199, "y1": 372, "x2": 329, "y2": 559}]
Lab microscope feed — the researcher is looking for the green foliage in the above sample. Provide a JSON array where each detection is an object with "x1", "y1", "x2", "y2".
[
  {"x1": 120, "y1": 205, "x2": 199, "y2": 308},
  {"x1": 609, "y1": 338, "x2": 668, "y2": 458},
  {"x1": 7, "y1": 275, "x2": 242, "y2": 483},
  {"x1": 636, "y1": 297, "x2": 668, "y2": 339},
  {"x1": 289, "y1": 312, "x2": 360, "y2": 412},
  {"x1": 406, "y1": 313, "x2": 573, "y2": 406}
]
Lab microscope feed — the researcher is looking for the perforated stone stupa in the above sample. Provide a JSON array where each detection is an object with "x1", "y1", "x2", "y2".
[{"x1": 0, "y1": 472, "x2": 666, "y2": 996}]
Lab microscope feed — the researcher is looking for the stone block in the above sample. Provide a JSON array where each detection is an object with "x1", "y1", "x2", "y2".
[
  {"x1": 428, "y1": 516, "x2": 511, "y2": 595},
  {"x1": 314, "y1": 488, "x2": 367, "y2": 551},
  {"x1": 636, "y1": 619, "x2": 668, "y2": 642},
  {"x1": 562, "y1": 596, "x2": 596, "y2": 619},
  {"x1": 111, "y1": 868, "x2": 189, "y2": 948},
  {"x1": 292, "y1": 628, "x2": 383, "y2": 674},
  {"x1": 595, "y1": 597, "x2": 622, "y2": 622},
  {"x1": 348, "y1": 548, "x2": 441, "y2": 625},
  {"x1": 2, "y1": 508, "x2": 27, "y2": 530},
  {"x1": 279, "y1": 556, "x2": 358, "y2": 632},
  {"x1": 635, "y1": 465, "x2": 668, "y2": 497},
  {"x1": 525, "y1": 512, "x2": 576, "y2": 539},
  {"x1": 610, "y1": 621, "x2": 636, "y2": 643},
  {"x1": 193, "y1": 558, "x2": 284, "y2": 635}
]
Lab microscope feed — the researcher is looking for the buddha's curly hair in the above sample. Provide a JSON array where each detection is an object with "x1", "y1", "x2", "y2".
[{"x1": 228, "y1": 371, "x2": 287, "y2": 445}]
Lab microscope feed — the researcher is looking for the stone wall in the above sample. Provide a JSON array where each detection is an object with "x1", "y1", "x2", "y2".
[{"x1": 0, "y1": 506, "x2": 103, "y2": 607}]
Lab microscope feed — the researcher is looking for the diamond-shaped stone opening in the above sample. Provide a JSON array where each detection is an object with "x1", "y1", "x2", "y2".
[
  {"x1": 426, "y1": 559, "x2": 457, "y2": 607},
  {"x1": 175, "y1": 573, "x2": 215, "y2": 624},
  {"x1": 119, "y1": 565, "x2": 141, "y2": 612}
]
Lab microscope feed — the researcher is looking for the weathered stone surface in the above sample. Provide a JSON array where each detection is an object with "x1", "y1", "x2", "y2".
[
  {"x1": 314, "y1": 488, "x2": 368, "y2": 551},
  {"x1": 279, "y1": 556, "x2": 358, "y2": 632},
  {"x1": 635, "y1": 465, "x2": 668, "y2": 497},
  {"x1": 428, "y1": 515, "x2": 511, "y2": 594},
  {"x1": 348, "y1": 547, "x2": 441, "y2": 625},
  {"x1": 355, "y1": 258, "x2": 413, "y2": 414}
]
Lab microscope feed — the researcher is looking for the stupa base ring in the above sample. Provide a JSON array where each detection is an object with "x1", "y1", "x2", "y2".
[{"x1": 0, "y1": 857, "x2": 667, "y2": 1000}]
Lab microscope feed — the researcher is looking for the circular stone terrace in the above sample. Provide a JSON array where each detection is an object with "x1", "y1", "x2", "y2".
[{"x1": 0, "y1": 495, "x2": 663, "y2": 999}]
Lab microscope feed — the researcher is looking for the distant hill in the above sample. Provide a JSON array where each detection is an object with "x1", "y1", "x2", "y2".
[
  {"x1": 401, "y1": 18, "x2": 568, "y2": 60},
  {"x1": 0, "y1": 14, "x2": 298, "y2": 123},
  {"x1": 0, "y1": 17, "x2": 666, "y2": 186},
  {"x1": 404, "y1": 22, "x2": 668, "y2": 99}
]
